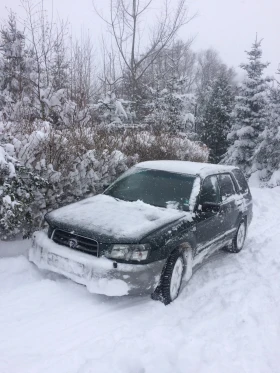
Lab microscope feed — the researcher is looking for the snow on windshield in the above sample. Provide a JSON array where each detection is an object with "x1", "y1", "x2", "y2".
[{"x1": 105, "y1": 168, "x2": 195, "y2": 211}]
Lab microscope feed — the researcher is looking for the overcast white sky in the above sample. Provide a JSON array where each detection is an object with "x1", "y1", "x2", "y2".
[{"x1": 1, "y1": 0, "x2": 279, "y2": 76}]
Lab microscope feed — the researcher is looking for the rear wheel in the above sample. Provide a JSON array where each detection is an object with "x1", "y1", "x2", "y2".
[
  {"x1": 154, "y1": 250, "x2": 184, "y2": 305},
  {"x1": 225, "y1": 220, "x2": 247, "y2": 253}
]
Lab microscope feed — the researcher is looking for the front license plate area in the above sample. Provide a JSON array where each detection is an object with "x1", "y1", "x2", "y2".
[{"x1": 47, "y1": 253, "x2": 85, "y2": 277}]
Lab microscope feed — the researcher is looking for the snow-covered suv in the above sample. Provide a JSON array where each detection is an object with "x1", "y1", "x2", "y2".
[{"x1": 29, "y1": 161, "x2": 253, "y2": 304}]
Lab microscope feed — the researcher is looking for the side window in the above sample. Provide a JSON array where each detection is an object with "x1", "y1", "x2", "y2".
[
  {"x1": 219, "y1": 174, "x2": 236, "y2": 201},
  {"x1": 231, "y1": 169, "x2": 249, "y2": 194},
  {"x1": 200, "y1": 176, "x2": 220, "y2": 204}
]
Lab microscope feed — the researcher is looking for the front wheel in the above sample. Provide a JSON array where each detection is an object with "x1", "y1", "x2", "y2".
[
  {"x1": 225, "y1": 220, "x2": 247, "y2": 253},
  {"x1": 157, "y1": 250, "x2": 184, "y2": 305}
]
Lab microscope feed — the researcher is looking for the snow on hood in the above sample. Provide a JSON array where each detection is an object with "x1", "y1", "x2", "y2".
[{"x1": 47, "y1": 194, "x2": 189, "y2": 242}]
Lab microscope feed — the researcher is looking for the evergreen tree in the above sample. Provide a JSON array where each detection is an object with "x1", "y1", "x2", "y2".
[
  {"x1": 223, "y1": 38, "x2": 271, "y2": 176},
  {"x1": 252, "y1": 84, "x2": 280, "y2": 186},
  {"x1": 95, "y1": 91, "x2": 130, "y2": 127},
  {"x1": 0, "y1": 12, "x2": 28, "y2": 119},
  {"x1": 199, "y1": 69, "x2": 235, "y2": 163},
  {"x1": 146, "y1": 75, "x2": 195, "y2": 134}
]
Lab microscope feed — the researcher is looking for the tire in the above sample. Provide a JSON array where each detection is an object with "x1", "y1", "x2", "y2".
[
  {"x1": 225, "y1": 220, "x2": 247, "y2": 253},
  {"x1": 155, "y1": 250, "x2": 185, "y2": 305}
]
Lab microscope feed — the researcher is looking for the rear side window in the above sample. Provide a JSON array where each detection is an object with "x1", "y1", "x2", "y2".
[
  {"x1": 231, "y1": 169, "x2": 249, "y2": 194},
  {"x1": 218, "y1": 174, "x2": 236, "y2": 201},
  {"x1": 200, "y1": 176, "x2": 220, "y2": 204}
]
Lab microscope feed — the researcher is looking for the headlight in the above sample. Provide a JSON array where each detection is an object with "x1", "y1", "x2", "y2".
[{"x1": 106, "y1": 244, "x2": 150, "y2": 262}]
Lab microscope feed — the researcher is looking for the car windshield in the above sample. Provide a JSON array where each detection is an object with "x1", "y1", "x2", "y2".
[{"x1": 104, "y1": 167, "x2": 195, "y2": 211}]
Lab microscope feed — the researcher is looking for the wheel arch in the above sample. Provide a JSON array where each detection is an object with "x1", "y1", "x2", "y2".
[
  {"x1": 152, "y1": 241, "x2": 194, "y2": 303},
  {"x1": 176, "y1": 241, "x2": 194, "y2": 281},
  {"x1": 236, "y1": 211, "x2": 248, "y2": 229}
]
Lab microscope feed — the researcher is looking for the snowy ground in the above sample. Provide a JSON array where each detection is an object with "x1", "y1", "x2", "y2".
[{"x1": 1, "y1": 187, "x2": 280, "y2": 373}]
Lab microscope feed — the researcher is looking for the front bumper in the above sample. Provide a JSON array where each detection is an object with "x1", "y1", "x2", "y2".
[{"x1": 29, "y1": 231, "x2": 165, "y2": 296}]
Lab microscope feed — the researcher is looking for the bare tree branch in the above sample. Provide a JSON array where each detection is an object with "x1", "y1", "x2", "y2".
[{"x1": 93, "y1": 0, "x2": 196, "y2": 106}]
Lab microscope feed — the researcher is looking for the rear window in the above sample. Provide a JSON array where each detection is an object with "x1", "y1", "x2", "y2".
[{"x1": 231, "y1": 169, "x2": 249, "y2": 194}]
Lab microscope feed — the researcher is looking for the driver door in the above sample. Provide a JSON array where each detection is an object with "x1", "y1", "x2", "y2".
[{"x1": 194, "y1": 175, "x2": 224, "y2": 255}]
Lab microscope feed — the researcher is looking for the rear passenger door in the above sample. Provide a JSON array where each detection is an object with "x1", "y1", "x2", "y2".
[
  {"x1": 194, "y1": 175, "x2": 224, "y2": 254},
  {"x1": 231, "y1": 168, "x2": 253, "y2": 225},
  {"x1": 218, "y1": 173, "x2": 240, "y2": 240}
]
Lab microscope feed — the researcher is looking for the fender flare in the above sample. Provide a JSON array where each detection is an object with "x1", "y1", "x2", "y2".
[{"x1": 178, "y1": 242, "x2": 193, "y2": 281}]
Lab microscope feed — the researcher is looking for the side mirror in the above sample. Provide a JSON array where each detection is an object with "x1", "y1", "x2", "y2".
[
  {"x1": 201, "y1": 202, "x2": 220, "y2": 213},
  {"x1": 102, "y1": 184, "x2": 110, "y2": 192}
]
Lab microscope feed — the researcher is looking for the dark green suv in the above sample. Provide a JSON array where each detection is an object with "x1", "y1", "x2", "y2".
[{"x1": 29, "y1": 161, "x2": 253, "y2": 304}]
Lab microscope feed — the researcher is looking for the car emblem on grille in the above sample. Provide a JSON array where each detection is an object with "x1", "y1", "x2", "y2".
[{"x1": 69, "y1": 238, "x2": 78, "y2": 249}]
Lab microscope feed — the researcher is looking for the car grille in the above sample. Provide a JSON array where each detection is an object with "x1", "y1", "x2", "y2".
[{"x1": 52, "y1": 229, "x2": 99, "y2": 256}]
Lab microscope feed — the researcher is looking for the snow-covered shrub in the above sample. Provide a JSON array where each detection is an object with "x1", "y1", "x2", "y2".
[
  {"x1": 0, "y1": 119, "x2": 208, "y2": 238},
  {"x1": 0, "y1": 143, "x2": 49, "y2": 239},
  {"x1": 120, "y1": 130, "x2": 208, "y2": 163},
  {"x1": 67, "y1": 149, "x2": 135, "y2": 198},
  {"x1": 93, "y1": 91, "x2": 134, "y2": 128}
]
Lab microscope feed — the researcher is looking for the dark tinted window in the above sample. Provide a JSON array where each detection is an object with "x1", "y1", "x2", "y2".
[
  {"x1": 105, "y1": 168, "x2": 195, "y2": 210},
  {"x1": 219, "y1": 174, "x2": 236, "y2": 201},
  {"x1": 232, "y1": 169, "x2": 249, "y2": 194},
  {"x1": 200, "y1": 176, "x2": 220, "y2": 204}
]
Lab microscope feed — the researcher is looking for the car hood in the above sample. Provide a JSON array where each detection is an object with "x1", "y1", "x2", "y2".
[{"x1": 46, "y1": 194, "x2": 189, "y2": 243}]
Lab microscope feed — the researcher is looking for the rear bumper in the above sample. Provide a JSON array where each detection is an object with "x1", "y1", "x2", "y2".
[{"x1": 29, "y1": 231, "x2": 165, "y2": 296}]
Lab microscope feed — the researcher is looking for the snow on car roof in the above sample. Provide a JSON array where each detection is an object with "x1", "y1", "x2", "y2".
[{"x1": 136, "y1": 160, "x2": 237, "y2": 177}]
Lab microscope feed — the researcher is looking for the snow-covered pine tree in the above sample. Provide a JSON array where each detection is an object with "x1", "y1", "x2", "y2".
[
  {"x1": 95, "y1": 91, "x2": 129, "y2": 128},
  {"x1": 146, "y1": 75, "x2": 195, "y2": 134},
  {"x1": 222, "y1": 38, "x2": 271, "y2": 176},
  {"x1": 195, "y1": 49, "x2": 226, "y2": 134},
  {"x1": 252, "y1": 82, "x2": 280, "y2": 186},
  {"x1": 0, "y1": 12, "x2": 28, "y2": 120},
  {"x1": 159, "y1": 76, "x2": 184, "y2": 133},
  {"x1": 199, "y1": 68, "x2": 235, "y2": 163}
]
